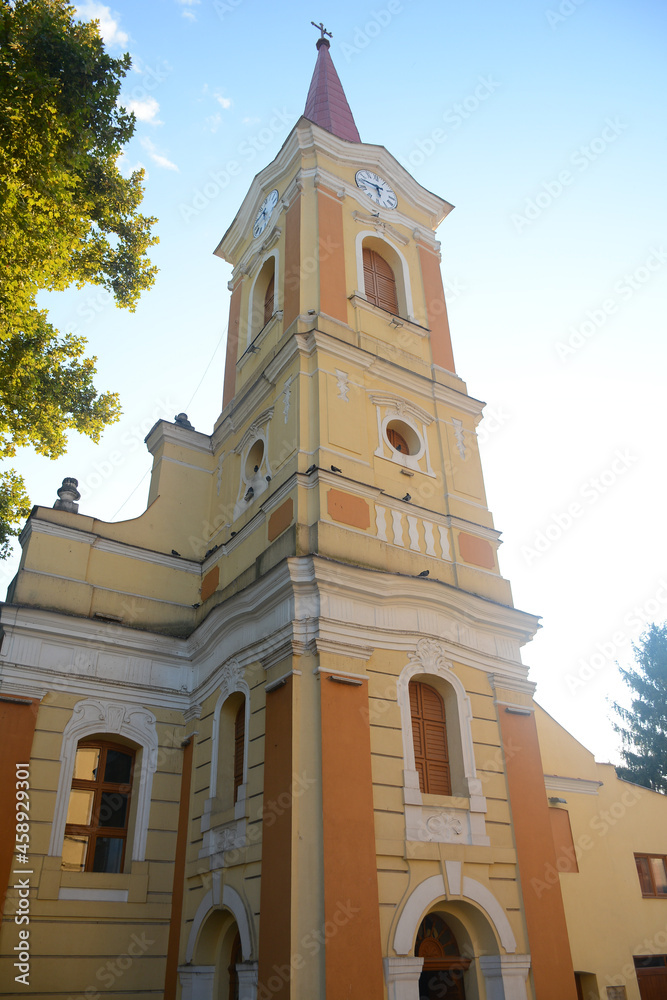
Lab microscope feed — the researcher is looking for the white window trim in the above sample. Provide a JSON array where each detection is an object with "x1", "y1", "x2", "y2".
[
  {"x1": 49, "y1": 698, "x2": 158, "y2": 863},
  {"x1": 354, "y1": 230, "x2": 415, "y2": 322},
  {"x1": 200, "y1": 659, "x2": 250, "y2": 857},
  {"x1": 398, "y1": 639, "x2": 489, "y2": 846}
]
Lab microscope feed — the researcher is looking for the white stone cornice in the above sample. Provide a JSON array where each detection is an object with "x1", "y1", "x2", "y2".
[
  {"x1": 215, "y1": 118, "x2": 453, "y2": 265},
  {"x1": 369, "y1": 392, "x2": 434, "y2": 425},
  {"x1": 351, "y1": 210, "x2": 410, "y2": 246},
  {"x1": 144, "y1": 419, "x2": 213, "y2": 457},
  {"x1": 544, "y1": 774, "x2": 602, "y2": 796}
]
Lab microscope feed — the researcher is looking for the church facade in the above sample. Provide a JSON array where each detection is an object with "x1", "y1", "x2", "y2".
[{"x1": 1, "y1": 37, "x2": 666, "y2": 1000}]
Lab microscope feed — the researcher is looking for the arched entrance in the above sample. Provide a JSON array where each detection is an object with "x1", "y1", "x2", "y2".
[{"x1": 416, "y1": 914, "x2": 471, "y2": 999}]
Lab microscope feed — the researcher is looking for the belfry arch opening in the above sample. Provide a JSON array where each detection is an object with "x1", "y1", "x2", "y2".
[
  {"x1": 360, "y1": 235, "x2": 409, "y2": 318},
  {"x1": 249, "y1": 254, "x2": 277, "y2": 344}
]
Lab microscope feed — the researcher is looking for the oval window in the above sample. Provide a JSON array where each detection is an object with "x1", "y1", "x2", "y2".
[
  {"x1": 386, "y1": 419, "x2": 420, "y2": 457},
  {"x1": 245, "y1": 439, "x2": 265, "y2": 480}
]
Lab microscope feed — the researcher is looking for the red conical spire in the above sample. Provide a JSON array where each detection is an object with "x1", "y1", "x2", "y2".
[{"x1": 304, "y1": 35, "x2": 361, "y2": 143}]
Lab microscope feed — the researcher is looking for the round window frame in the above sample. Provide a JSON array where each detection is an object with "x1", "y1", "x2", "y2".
[{"x1": 381, "y1": 414, "x2": 425, "y2": 462}]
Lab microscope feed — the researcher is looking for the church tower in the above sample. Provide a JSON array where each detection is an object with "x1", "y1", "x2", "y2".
[{"x1": 0, "y1": 33, "x2": 580, "y2": 1000}]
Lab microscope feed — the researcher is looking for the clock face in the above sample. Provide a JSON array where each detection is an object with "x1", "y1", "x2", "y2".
[
  {"x1": 253, "y1": 188, "x2": 279, "y2": 238},
  {"x1": 355, "y1": 170, "x2": 397, "y2": 209}
]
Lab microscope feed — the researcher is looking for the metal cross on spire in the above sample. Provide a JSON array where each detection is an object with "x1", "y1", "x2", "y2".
[{"x1": 310, "y1": 21, "x2": 332, "y2": 40}]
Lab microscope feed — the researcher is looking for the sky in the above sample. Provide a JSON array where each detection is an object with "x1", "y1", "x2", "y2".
[{"x1": 9, "y1": 0, "x2": 667, "y2": 763}]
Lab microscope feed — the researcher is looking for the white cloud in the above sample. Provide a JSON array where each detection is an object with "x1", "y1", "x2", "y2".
[
  {"x1": 205, "y1": 114, "x2": 222, "y2": 133},
  {"x1": 140, "y1": 138, "x2": 179, "y2": 172},
  {"x1": 117, "y1": 153, "x2": 147, "y2": 179},
  {"x1": 214, "y1": 92, "x2": 232, "y2": 110},
  {"x1": 126, "y1": 96, "x2": 162, "y2": 125},
  {"x1": 176, "y1": 0, "x2": 200, "y2": 17},
  {"x1": 75, "y1": 3, "x2": 128, "y2": 47}
]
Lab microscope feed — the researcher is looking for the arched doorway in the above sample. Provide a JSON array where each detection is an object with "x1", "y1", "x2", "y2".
[
  {"x1": 416, "y1": 913, "x2": 471, "y2": 999},
  {"x1": 227, "y1": 931, "x2": 242, "y2": 1000}
]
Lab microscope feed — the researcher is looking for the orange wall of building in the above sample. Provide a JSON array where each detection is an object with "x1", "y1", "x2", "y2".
[
  {"x1": 498, "y1": 708, "x2": 577, "y2": 1000},
  {"x1": 418, "y1": 244, "x2": 456, "y2": 373},
  {"x1": 319, "y1": 675, "x2": 384, "y2": 999},
  {"x1": 0, "y1": 697, "x2": 40, "y2": 926},
  {"x1": 258, "y1": 678, "x2": 294, "y2": 998},
  {"x1": 317, "y1": 189, "x2": 347, "y2": 323},
  {"x1": 283, "y1": 198, "x2": 301, "y2": 330}
]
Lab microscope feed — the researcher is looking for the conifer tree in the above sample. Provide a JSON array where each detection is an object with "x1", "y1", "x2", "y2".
[{"x1": 613, "y1": 623, "x2": 667, "y2": 793}]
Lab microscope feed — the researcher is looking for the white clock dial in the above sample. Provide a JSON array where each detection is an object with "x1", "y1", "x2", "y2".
[
  {"x1": 252, "y1": 188, "x2": 279, "y2": 238},
  {"x1": 355, "y1": 169, "x2": 397, "y2": 209}
]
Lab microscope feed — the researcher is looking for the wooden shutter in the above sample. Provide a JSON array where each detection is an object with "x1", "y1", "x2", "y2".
[
  {"x1": 263, "y1": 273, "x2": 275, "y2": 326},
  {"x1": 363, "y1": 248, "x2": 399, "y2": 314},
  {"x1": 234, "y1": 703, "x2": 245, "y2": 803},
  {"x1": 387, "y1": 426, "x2": 409, "y2": 453},
  {"x1": 410, "y1": 682, "x2": 451, "y2": 795}
]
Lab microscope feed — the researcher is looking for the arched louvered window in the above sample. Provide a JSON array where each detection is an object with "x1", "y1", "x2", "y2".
[
  {"x1": 234, "y1": 703, "x2": 245, "y2": 804},
  {"x1": 410, "y1": 682, "x2": 451, "y2": 796},
  {"x1": 363, "y1": 247, "x2": 398, "y2": 314},
  {"x1": 263, "y1": 272, "x2": 275, "y2": 327}
]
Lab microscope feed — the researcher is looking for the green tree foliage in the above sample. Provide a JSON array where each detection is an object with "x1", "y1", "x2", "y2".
[
  {"x1": 0, "y1": 0, "x2": 158, "y2": 553},
  {"x1": 613, "y1": 622, "x2": 667, "y2": 793}
]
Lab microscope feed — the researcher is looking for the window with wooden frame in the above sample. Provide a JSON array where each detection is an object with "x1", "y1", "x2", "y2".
[
  {"x1": 263, "y1": 272, "x2": 275, "y2": 327},
  {"x1": 62, "y1": 741, "x2": 135, "y2": 873},
  {"x1": 234, "y1": 703, "x2": 245, "y2": 804},
  {"x1": 635, "y1": 854, "x2": 667, "y2": 897},
  {"x1": 410, "y1": 681, "x2": 451, "y2": 796},
  {"x1": 363, "y1": 247, "x2": 399, "y2": 314}
]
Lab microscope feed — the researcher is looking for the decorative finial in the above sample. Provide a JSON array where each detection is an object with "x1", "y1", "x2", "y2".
[
  {"x1": 174, "y1": 412, "x2": 195, "y2": 430},
  {"x1": 311, "y1": 21, "x2": 332, "y2": 48},
  {"x1": 53, "y1": 477, "x2": 81, "y2": 513}
]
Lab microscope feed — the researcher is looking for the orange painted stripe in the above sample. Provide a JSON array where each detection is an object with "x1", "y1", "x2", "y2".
[
  {"x1": 320, "y1": 676, "x2": 384, "y2": 999},
  {"x1": 418, "y1": 244, "x2": 456, "y2": 373},
  {"x1": 283, "y1": 198, "x2": 301, "y2": 330},
  {"x1": 222, "y1": 281, "x2": 243, "y2": 408},
  {"x1": 0, "y1": 697, "x2": 40, "y2": 927},
  {"x1": 498, "y1": 709, "x2": 577, "y2": 1000},
  {"x1": 317, "y1": 190, "x2": 347, "y2": 322},
  {"x1": 164, "y1": 735, "x2": 195, "y2": 1000},
  {"x1": 258, "y1": 677, "x2": 293, "y2": 998}
]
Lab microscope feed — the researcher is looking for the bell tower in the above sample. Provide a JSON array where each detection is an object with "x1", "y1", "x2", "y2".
[{"x1": 200, "y1": 31, "x2": 578, "y2": 1000}]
